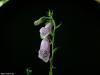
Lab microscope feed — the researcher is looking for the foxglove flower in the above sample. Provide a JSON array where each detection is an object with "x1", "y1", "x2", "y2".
[
  {"x1": 39, "y1": 23, "x2": 52, "y2": 39},
  {"x1": 45, "y1": 23, "x2": 52, "y2": 32},
  {"x1": 38, "y1": 38, "x2": 50, "y2": 63}
]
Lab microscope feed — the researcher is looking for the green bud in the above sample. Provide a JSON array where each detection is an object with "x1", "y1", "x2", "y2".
[
  {"x1": 48, "y1": 9, "x2": 53, "y2": 17},
  {"x1": 34, "y1": 16, "x2": 50, "y2": 26}
]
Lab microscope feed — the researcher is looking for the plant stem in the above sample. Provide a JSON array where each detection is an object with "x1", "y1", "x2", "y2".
[
  {"x1": 49, "y1": 14, "x2": 56, "y2": 75},
  {"x1": 49, "y1": 59, "x2": 53, "y2": 75}
]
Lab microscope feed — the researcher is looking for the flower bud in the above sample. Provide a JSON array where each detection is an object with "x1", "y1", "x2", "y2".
[
  {"x1": 38, "y1": 38, "x2": 50, "y2": 63},
  {"x1": 34, "y1": 17, "x2": 46, "y2": 26},
  {"x1": 34, "y1": 16, "x2": 50, "y2": 26}
]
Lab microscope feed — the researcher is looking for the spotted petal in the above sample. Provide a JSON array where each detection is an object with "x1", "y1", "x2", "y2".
[{"x1": 38, "y1": 38, "x2": 50, "y2": 63}]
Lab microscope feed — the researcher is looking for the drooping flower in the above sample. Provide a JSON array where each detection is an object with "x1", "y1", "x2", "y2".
[
  {"x1": 39, "y1": 27, "x2": 49, "y2": 39},
  {"x1": 39, "y1": 23, "x2": 52, "y2": 39},
  {"x1": 38, "y1": 38, "x2": 50, "y2": 63},
  {"x1": 45, "y1": 22, "x2": 52, "y2": 33}
]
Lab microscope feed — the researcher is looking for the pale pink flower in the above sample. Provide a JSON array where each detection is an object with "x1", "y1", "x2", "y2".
[
  {"x1": 39, "y1": 23, "x2": 52, "y2": 39},
  {"x1": 45, "y1": 23, "x2": 52, "y2": 33},
  {"x1": 38, "y1": 38, "x2": 50, "y2": 63}
]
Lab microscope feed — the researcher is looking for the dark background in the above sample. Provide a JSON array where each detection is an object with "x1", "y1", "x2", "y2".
[{"x1": 0, "y1": 0, "x2": 100, "y2": 75}]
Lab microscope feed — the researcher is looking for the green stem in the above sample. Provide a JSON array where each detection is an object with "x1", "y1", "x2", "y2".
[
  {"x1": 49, "y1": 14, "x2": 56, "y2": 75},
  {"x1": 49, "y1": 59, "x2": 53, "y2": 75}
]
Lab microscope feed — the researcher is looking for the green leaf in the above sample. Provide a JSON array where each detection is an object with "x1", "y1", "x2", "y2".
[
  {"x1": 51, "y1": 47, "x2": 58, "y2": 63},
  {"x1": 46, "y1": 9, "x2": 51, "y2": 17},
  {"x1": 0, "y1": 0, "x2": 9, "y2": 7},
  {"x1": 48, "y1": 9, "x2": 53, "y2": 17},
  {"x1": 52, "y1": 48, "x2": 58, "y2": 56},
  {"x1": 56, "y1": 24, "x2": 61, "y2": 29}
]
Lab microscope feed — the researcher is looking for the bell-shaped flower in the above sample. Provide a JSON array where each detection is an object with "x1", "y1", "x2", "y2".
[
  {"x1": 39, "y1": 23, "x2": 52, "y2": 39},
  {"x1": 38, "y1": 38, "x2": 50, "y2": 63},
  {"x1": 45, "y1": 22, "x2": 52, "y2": 33}
]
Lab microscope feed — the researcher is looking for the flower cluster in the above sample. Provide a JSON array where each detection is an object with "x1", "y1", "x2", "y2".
[{"x1": 38, "y1": 23, "x2": 52, "y2": 63}]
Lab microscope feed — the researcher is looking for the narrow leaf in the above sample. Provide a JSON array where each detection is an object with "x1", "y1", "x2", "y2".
[
  {"x1": 48, "y1": 9, "x2": 51, "y2": 17},
  {"x1": 52, "y1": 48, "x2": 58, "y2": 56},
  {"x1": 48, "y1": 9, "x2": 53, "y2": 17},
  {"x1": 0, "y1": 0, "x2": 9, "y2": 7},
  {"x1": 56, "y1": 24, "x2": 61, "y2": 29}
]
